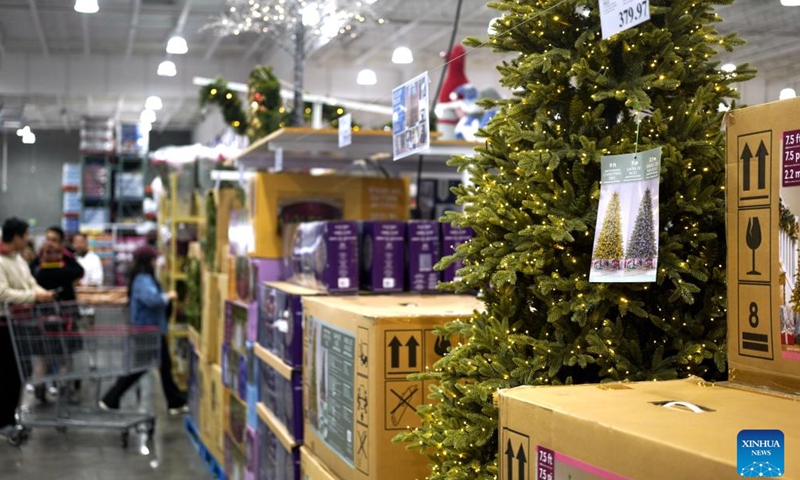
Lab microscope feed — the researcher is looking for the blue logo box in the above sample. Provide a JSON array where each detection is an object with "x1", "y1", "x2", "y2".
[{"x1": 738, "y1": 430, "x2": 784, "y2": 477}]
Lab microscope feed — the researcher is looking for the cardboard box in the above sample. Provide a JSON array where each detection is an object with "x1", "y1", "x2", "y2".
[
  {"x1": 215, "y1": 188, "x2": 245, "y2": 272},
  {"x1": 245, "y1": 425, "x2": 258, "y2": 480},
  {"x1": 360, "y1": 221, "x2": 406, "y2": 293},
  {"x1": 248, "y1": 172, "x2": 410, "y2": 259},
  {"x1": 256, "y1": 344, "x2": 303, "y2": 442},
  {"x1": 203, "y1": 363, "x2": 225, "y2": 463},
  {"x1": 726, "y1": 97, "x2": 800, "y2": 393},
  {"x1": 300, "y1": 447, "x2": 342, "y2": 480},
  {"x1": 258, "y1": 281, "x2": 322, "y2": 368},
  {"x1": 302, "y1": 295, "x2": 481, "y2": 480},
  {"x1": 440, "y1": 224, "x2": 473, "y2": 283},
  {"x1": 258, "y1": 403, "x2": 302, "y2": 480},
  {"x1": 201, "y1": 271, "x2": 221, "y2": 364},
  {"x1": 407, "y1": 221, "x2": 441, "y2": 292},
  {"x1": 284, "y1": 221, "x2": 359, "y2": 294},
  {"x1": 498, "y1": 377, "x2": 800, "y2": 480},
  {"x1": 216, "y1": 273, "x2": 230, "y2": 360},
  {"x1": 222, "y1": 343, "x2": 249, "y2": 401}
]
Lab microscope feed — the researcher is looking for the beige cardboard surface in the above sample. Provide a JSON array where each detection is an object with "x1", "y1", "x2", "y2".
[
  {"x1": 301, "y1": 447, "x2": 342, "y2": 480},
  {"x1": 200, "y1": 270, "x2": 221, "y2": 364},
  {"x1": 215, "y1": 188, "x2": 244, "y2": 271},
  {"x1": 302, "y1": 294, "x2": 481, "y2": 480},
  {"x1": 203, "y1": 363, "x2": 224, "y2": 462},
  {"x1": 248, "y1": 172, "x2": 409, "y2": 258},
  {"x1": 265, "y1": 281, "x2": 325, "y2": 297},
  {"x1": 726, "y1": 97, "x2": 800, "y2": 393},
  {"x1": 257, "y1": 402, "x2": 299, "y2": 451},
  {"x1": 215, "y1": 273, "x2": 229, "y2": 363},
  {"x1": 499, "y1": 377, "x2": 800, "y2": 480}
]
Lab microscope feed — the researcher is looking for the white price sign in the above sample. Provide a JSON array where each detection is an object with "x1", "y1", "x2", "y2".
[
  {"x1": 339, "y1": 113, "x2": 352, "y2": 148},
  {"x1": 599, "y1": 0, "x2": 650, "y2": 40}
]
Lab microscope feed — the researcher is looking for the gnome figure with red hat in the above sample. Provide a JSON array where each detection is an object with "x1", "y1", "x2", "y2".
[{"x1": 434, "y1": 45, "x2": 471, "y2": 140}]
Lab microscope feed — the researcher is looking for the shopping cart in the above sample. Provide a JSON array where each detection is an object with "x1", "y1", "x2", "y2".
[{"x1": 3, "y1": 301, "x2": 159, "y2": 447}]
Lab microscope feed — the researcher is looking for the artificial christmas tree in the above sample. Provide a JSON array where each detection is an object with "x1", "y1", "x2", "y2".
[
  {"x1": 397, "y1": 1, "x2": 754, "y2": 479},
  {"x1": 626, "y1": 188, "x2": 657, "y2": 269},
  {"x1": 592, "y1": 191, "x2": 624, "y2": 269}
]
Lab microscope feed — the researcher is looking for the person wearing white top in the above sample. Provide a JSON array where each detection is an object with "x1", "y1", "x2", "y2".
[{"x1": 72, "y1": 233, "x2": 104, "y2": 287}]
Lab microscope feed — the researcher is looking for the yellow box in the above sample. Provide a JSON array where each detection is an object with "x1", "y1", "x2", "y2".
[
  {"x1": 498, "y1": 377, "x2": 800, "y2": 480},
  {"x1": 201, "y1": 271, "x2": 221, "y2": 364},
  {"x1": 726, "y1": 97, "x2": 800, "y2": 393},
  {"x1": 214, "y1": 273, "x2": 230, "y2": 362},
  {"x1": 301, "y1": 447, "x2": 342, "y2": 480},
  {"x1": 215, "y1": 188, "x2": 244, "y2": 272},
  {"x1": 201, "y1": 363, "x2": 225, "y2": 464},
  {"x1": 248, "y1": 172, "x2": 409, "y2": 259},
  {"x1": 302, "y1": 295, "x2": 481, "y2": 480}
]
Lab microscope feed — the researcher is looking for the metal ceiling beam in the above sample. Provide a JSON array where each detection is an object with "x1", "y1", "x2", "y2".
[
  {"x1": 352, "y1": 20, "x2": 421, "y2": 64},
  {"x1": 81, "y1": 14, "x2": 90, "y2": 56},
  {"x1": 125, "y1": 0, "x2": 142, "y2": 58},
  {"x1": 0, "y1": 24, "x2": 7, "y2": 58},
  {"x1": 0, "y1": 3, "x2": 221, "y2": 16},
  {"x1": 158, "y1": 98, "x2": 186, "y2": 132},
  {"x1": 114, "y1": 95, "x2": 125, "y2": 122},
  {"x1": 203, "y1": 35, "x2": 222, "y2": 61},
  {"x1": 175, "y1": 0, "x2": 194, "y2": 33},
  {"x1": 26, "y1": 0, "x2": 49, "y2": 57},
  {"x1": 413, "y1": 6, "x2": 488, "y2": 53}
]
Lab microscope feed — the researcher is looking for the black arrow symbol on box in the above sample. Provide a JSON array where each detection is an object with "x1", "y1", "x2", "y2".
[
  {"x1": 406, "y1": 336, "x2": 419, "y2": 368},
  {"x1": 742, "y1": 143, "x2": 753, "y2": 191},
  {"x1": 517, "y1": 444, "x2": 527, "y2": 480},
  {"x1": 506, "y1": 440, "x2": 515, "y2": 480},
  {"x1": 389, "y1": 336, "x2": 401, "y2": 368},
  {"x1": 756, "y1": 140, "x2": 768, "y2": 189}
]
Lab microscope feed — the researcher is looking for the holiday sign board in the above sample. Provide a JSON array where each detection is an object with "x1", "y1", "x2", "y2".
[
  {"x1": 590, "y1": 146, "x2": 661, "y2": 283},
  {"x1": 726, "y1": 96, "x2": 800, "y2": 394},
  {"x1": 392, "y1": 72, "x2": 431, "y2": 160},
  {"x1": 497, "y1": 377, "x2": 800, "y2": 480}
]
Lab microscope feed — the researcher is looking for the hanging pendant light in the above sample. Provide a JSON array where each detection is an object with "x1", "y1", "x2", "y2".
[{"x1": 74, "y1": 0, "x2": 99, "y2": 14}]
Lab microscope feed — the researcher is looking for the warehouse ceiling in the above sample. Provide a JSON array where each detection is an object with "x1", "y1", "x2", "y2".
[{"x1": 0, "y1": 0, "x2": 795, "y2": 131}]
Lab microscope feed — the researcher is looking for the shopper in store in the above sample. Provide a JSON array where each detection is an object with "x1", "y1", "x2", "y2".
[
  {"x1": 99, "y1": 245, "x2": 187, "y2": 414},
  {"x1": 31, "y1": 226, "x2": 85, "y2": 404},
  {"x1": 72, "y1": 233, "x2": 104, "y2": 287},
  {"x1": 0, "y1": 217, "x2": 55, "y2": 440}
]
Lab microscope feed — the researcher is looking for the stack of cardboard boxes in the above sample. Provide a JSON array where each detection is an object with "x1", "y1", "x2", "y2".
[{"x1": 496, "y1": 98, "x2": 800, "y2": 480}]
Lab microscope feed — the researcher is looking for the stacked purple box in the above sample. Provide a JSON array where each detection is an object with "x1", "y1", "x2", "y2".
[
  {"x1": 258, "y1": 416, "x2": 301, "y2": 480},
  {"x1": 233, "y1": 257, "x2": 283, "y2": 304},
  {"x1": 226, "y1": 300, "x2": 258, "y2": 349},
  {"x1": 441, "y1": 224, "x2": 474, "y2": 283},
  {"x1": 257, "y1": 283, "x2": 310, "y2": 368},
  {"x1": 360, "y1": 221, "x2": 406, "y2": 292},
  {"x1": 407, "y1": 221, "x2": 441, "y2": 292},
  {"x1": 222, "y1": 344, "x2": 248, "y2": 401},
  {"x1": 245, "y1": 425, "x2": 258, "y2": 480},
  {"x1": 258, "y1": 358, "x2": 303, "y2": 442},
  {"x1": 284, "y1": 221, "x2": 358, "y2": 293}
]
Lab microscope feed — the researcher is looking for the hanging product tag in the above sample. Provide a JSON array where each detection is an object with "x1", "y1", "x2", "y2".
[
  {"x1": 339, "y1": 113, "x2": 352, "y2": 148},
  {"x1": 599, "y1": 0, "x2": 651, "y2": 40},
  {"x1": 392, "y1": 71, "x2": 431, "y2": 160},
  {"x1": 590, "y1": 146, "x2": 662, "y2": 283}
]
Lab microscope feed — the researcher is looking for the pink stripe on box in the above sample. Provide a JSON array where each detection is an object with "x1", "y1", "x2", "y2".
[
  {"x1": 554, "y1": 452, "x2": 632, "y2": 480},
  {"x1": 781, "y1": 350, "x2": 800, "y2": 361}
]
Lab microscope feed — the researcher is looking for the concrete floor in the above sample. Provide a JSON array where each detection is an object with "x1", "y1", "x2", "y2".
[{"x1": 0, "y1": 373, "x2": 210, "y2": 480}]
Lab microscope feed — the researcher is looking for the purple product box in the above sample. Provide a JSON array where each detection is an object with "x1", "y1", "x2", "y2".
[
  {"x1": 360, "y1": 221, "x2": 406, "y2": 292},
  {"x1": 233, "y1": 257, "x2": 283, "y2": 304},
  {"x1": 245, "y1": 425, "x2": 258, "y2": 480},
  {"x1": 258, "y1": 416, "x2": 301, "y2": 480},
  {"x1": 258, "y1": 283, "x2": 318, "y2": 368},
  {"x1": 407, "y1": 221, "x2": 441, "y2": 293},
  {"x1": 222, "y1": 344, "x2": 248, "y2": 401},
  {"x1": 441, "y1": 224, "x2": 474, "y2": 283},
  {"x1": 284, "y1": 221, "x2": 358, "y2": 294},
  {"x1": 258, "y1": 357, "x2": 303, "y2": 442}
]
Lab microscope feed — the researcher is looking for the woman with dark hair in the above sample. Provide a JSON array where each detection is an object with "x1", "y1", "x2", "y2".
[{"x1": 99, "y1": 245, "x2": 187, "y2": 414}]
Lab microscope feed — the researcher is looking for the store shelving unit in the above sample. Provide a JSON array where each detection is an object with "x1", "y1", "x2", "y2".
[
  {"x1": 80, "y1": 155, "x2": 114, "y2": 230},
  {"x1": 113, "y1": 154, "x2": 147, "y2": 224},
  {"x1": 158, "y1": 171, "x2": 205, "y2": 389}
]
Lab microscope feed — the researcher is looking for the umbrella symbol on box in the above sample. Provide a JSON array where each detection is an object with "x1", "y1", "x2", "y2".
[{"x1": 746, "y1": 217, "x2": 762, "y2": 276}]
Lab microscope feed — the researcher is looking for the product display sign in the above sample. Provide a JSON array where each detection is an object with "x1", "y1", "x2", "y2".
[
  {"x1": 339, "y1": 113, "x2": 352, "y2": 148},
  {"x1": 599, "y1": 0, "x2": 651, "y2": 40},
  {"x1": 590, "y1": 146, "x2": 661, "y2": 283},
  {"x1": 392, "y1": 71, "x2": 430, "y2": 161}
]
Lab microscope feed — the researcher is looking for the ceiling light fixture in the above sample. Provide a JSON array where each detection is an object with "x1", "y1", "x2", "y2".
[
  {"x1": 157, "y1": 60, "x2": 177, "y2": 77},
  {"x1": 780, "y1": 88, "x2": 797, "y2": 100},
  {"x1": 16, "y1": 126, "x2": 31, "y2": 137},
  {"x1": 74, "y1": 0, "x2": 99, "y2": 14},
  {"x1": 145, "y1": 96, "x2": 163, "y2": 111},
  {"x1": 356, "y1": 69, "x2": 377, "y2": 86},
  {"x1": 391, "y1": 46, "x2": 413, "y2": 64},
  {"x1": 720, "y1": 63, "x2": 736, "y2": 73},
  {"x1": 166, "y1": 34, "x2": 188, "y2": 54},
  {"x1": 140, "y1": 109, "x2": 157, "y2": 124},
  {"x1": 781, "y1": 0, "x2": 800, "y2": 6},
  {"x1": 21, "y1": 132, "x2": 36, "y2": 144}
]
